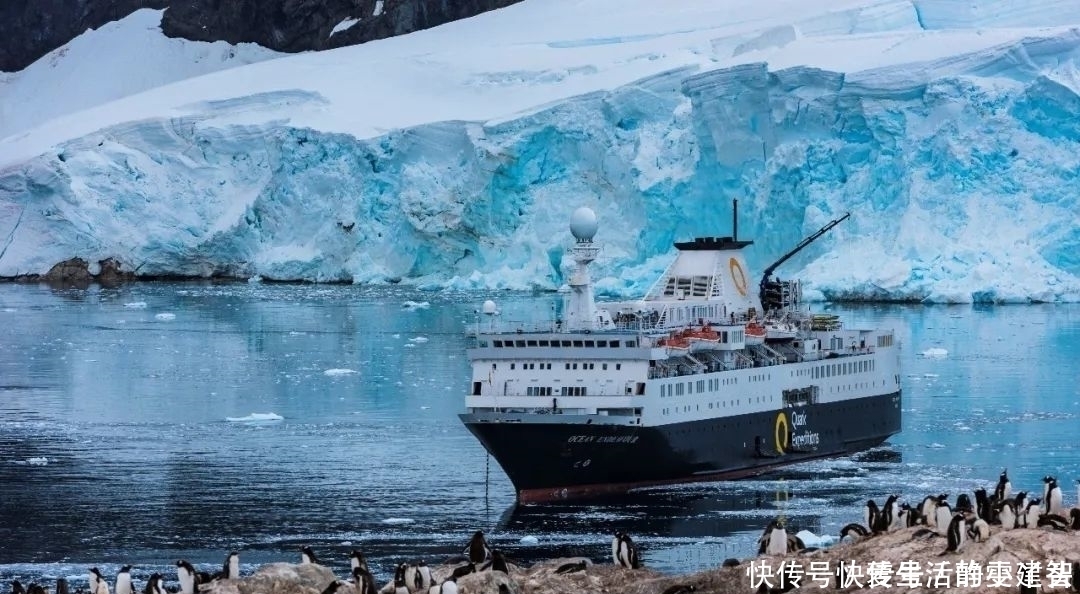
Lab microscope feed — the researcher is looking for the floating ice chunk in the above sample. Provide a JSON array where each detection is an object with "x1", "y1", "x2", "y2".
[
  {"x1": 15, "y1": 457, "x2": 49, "y2": 466},
  {"x1": 404, "y1": 343, "x2": 416, "y2": 348},
  {"x1": 226, "y1": 412, "x2": 284, "y2": 423},
  {"x1": 1, "y1": 308, "x2": 15, "y2": 312},
  {"x1": 923, "y1": 373, "x2": 939, "y2": 377},
  {"x1": 324, "y1": 368, "x2": 358, "y2": 376},
  {"x1": 401, "y1": 301, "x2": 430, "y2": 310},
  {"x1": 409, "y1": 336, "x2": 429, "y2": 343},
  {"x1": 796, "y1": 530, "x2": 834, "y2": 548},
  {"x1": 381, "y1": 518, "x2": 414, "y2": 524},
  {"x1": 920, "y1": 348, "x2": 948, "y2": 358},
  {"x1": 124, "y1": 301, "x2": 147, "y2": 308},
  {"x1": 519, "y1": 535, "x2": 539, "y2": 545},
  {"x1": 248, "y1": 275, "x2": 263, "y2": 284},
  {"x1": 154, "y1": 312, "x2": 176, "y2": 321},
  {"x1": 420, "y1": 406, "x2": 431, "y2": 410}
]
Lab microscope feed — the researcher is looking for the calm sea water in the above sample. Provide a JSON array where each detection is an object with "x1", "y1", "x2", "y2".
[{"x1": 1, "y1": 283, "x2": 1078, "y2": 588}]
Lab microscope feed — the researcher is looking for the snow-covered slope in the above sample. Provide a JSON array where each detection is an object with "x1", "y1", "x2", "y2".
[
  {"x1": 0, "y1": 9, "x2": 283, "y2": 139},
  {"x1": 2, "y1": 0, "x2": 1080, "y2": 302}
]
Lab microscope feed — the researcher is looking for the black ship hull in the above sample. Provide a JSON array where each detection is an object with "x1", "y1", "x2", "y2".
[{"x1": 461, "y1": 391, "x2": 902, "y2": 503}]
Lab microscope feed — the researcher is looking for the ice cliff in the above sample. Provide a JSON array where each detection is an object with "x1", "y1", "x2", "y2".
[{"x1": 1, "y1": 0, "x2": 1080, "y2": 303}]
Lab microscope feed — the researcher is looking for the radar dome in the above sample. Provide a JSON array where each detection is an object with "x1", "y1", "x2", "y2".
[
  {"x1": 569, "y1": 207, "x2": 598, "y2": 242},
  {"x1": 482, "y1": 300, "x2": 497, "y2": 315}
]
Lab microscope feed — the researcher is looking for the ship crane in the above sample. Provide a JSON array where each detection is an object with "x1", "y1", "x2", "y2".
[{"x1": 759, "y1": 212, "x2": 851, "y2": 315}]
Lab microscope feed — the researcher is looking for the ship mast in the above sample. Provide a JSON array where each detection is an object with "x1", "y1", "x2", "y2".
[{"x1": 562, "y1": 207, "x2": 600, "y2": 332}]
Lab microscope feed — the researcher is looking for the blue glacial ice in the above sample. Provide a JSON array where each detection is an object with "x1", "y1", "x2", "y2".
[{"x1": 2, "y1": 34, "x2": 1080, "y2": 303}]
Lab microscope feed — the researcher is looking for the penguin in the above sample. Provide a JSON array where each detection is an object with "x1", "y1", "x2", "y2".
[
  {"x1": 863, "y1": 500, "x2": 880, "y2": 532},
  {"x1": 350, "y1": 550, "x2": 369, "y2": 574},
  {"x1": 840, "y1": 522, "x2": 870, "y2": 541},
  {"x1": 176, "y1": 561, "x2": 197, "y2": 594},
  {"x1": 994, "y1": 469, "x2": 1011, "y2": 502},
  {"x1": 223, "y1": 551, "x2": 240, "y2": 580},
  {"x1": 942, "y1": 512, "x2": 965, "y2": 554},
  {"x1": 352, "y1": 567, "x2": 376, "y2": 594},
  {"x1": 301, "y1": 546, "x2": 320, "y2": 565},
  {"x1": 955, "y1": 493, "x2": 973, "y2": 515},
  {"x1": 417, "y1": 561, "x2": 432, "y2": 590},
  {"x1": 56, "y1": 578, "x2": 70, "y2": 594},
  {"x1": 661, "y1": 586, "x2": 696, "y2": 594},
  {"x1": 1037, "y1": 513, "x2": 1070, "y2": 531},
  {"x1": 436, "y1": 576, "x2": 458, "y2": 594},
  {"x1": 1024, "y1": 498, "x2": 1043, "y2": 528},
  {"x1": 1071, "y1": 508, "x2": 1080, "y2": 530},
  {"x1": 615, "y1": 532, "x2": 641, "y2": 569},
  {"x1": 898, "y1": 503, "x2": 916, "y2": 528},
  {"x1": 555, "y1": 560, "x2": 588, "y2": 574},
  {"x1": 765, "y1": 519, "x2": 787, "y2": 556},
  {"x1": 89, "y1": 568, "x2": 110, "y2": 594},
  {"x1": 141, "y1": 574, "x2": 165, "y2": 594},
  {"x1": 786, "y1": 533, "x2": 806, "y2": 554},
  {"x1": 392, "y1": 563, "x2": 409, "y2": 594},
  {"x1": 115, "y1": 565, "x2": 134, "y2": 594},
  {"x1": 876, "y1": 495, "x2": 899, "y2": 532},
  {"x1": 611, "y1": 531, "x2": 624, "y2": 565},
  {"x1": 465, "y1": 531, "x2": 491, "y2": 564},
  {"x1": 919, "y1": 494, "x2": 944, "y2": 528},
  {"x1": 449, "y1": 563, "x2": 475, "y2": 580},
  {"x1": 967, "y1": 517, "x2": 990, "y2": 542},
  {"x1": 1047, "y1": 477, "x2": 1064, "y2": 515},
  {"x1": 404, "y1": 564, "x2": 419, "y2": 592},
  {"x1": 25, "y1": 586, "x2": 45, "y2": 594},
  {"x1": 997, "y1": 500, "x2": 1017, "y2": 530},
  {"x1": 974, "y1": 488, "x2": 991, "y2": 521},
  {"x1": 1043, "y1": 475, "x2": 1055, "y2": 504},
  {"x1": 1014, "y1": 492, "x2": 1029, "y2": 521},
  {"x1": 489, "y1": 550, "x2": 509, "y2": 574},
  {"x1": 11, "y1": 582, "x2": 25, "y2": 594},
  {"x1": 934, "y1": 496, "x2": 953, "y2": 536}
]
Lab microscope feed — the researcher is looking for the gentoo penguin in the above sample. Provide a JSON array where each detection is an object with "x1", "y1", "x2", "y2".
[
  {"x1": 141, "y1": 574, "x2": 165, "y2": 594},
  {"x1": 1037, "y1": 513, "x2": 1070, "y2": 531},
  {"x1": 436, "y1": 576, "x2": 458, "y2": 594},
  {"x1": 877, "y1": 495, "x2": 899, "y2": 532},
  {"x1": 222, "y1": 551, "x2": 240, "y2": 580},
  {"x1": 1024, "y1": 498, "x2": 1043, "y2": 528},
  {"x1": 449, "y1": 563, "x2": 475, "y2": 580},
  {"x1": 942, "y1": 513, "x2": 965, "y2": 554},
  {"x1": 56, "y1": 578, "x2": 70, "y2": 594},
  {"x1": 89, "y1": 568, "x2": 110, "y2": 594},
  {"x1": 863, "y1": 500, "x2": 880, "y2": 532},
  {"x1": 11, "y1": 581, "x2": 25, "y2": 594},
  {"x1": 840, "y1": 523, "x2": 870, "y2": 542},
  {"x1": 919, "y1": 494, "x2": 945, "y2": 528},
  {"x1": 997, "y1": 500, "x2": 1017, "y2": 530},
  {"x1": 1014, "y1": 492, "x2": 1029, "y2": 521},
  {"x1": 555, "y1": 561, "x2": 589, "y2": 574},
  {"x1": 392, "y1": 563, "x2": 409, "y2": 594},
  {"x1": 955, "y1": 493, "x2": 973, "y2": 515},
  {"x1": 898, "y1": 503, "x2": 916, "y2": 528},
  {"x1": 1043, "y1": 475, "x2": 1055, "y2": 504},
  {"x1": 350, "y1": 550, "x2": 369, "y2": 573},
  {"x1": 661, "y1": 585, "x2": 697, "y2": 594},
  {"x1": 934, "y1": 496, "x2": 953, "y2": 536},
  {"x1": 974, "y1": 488, "x2": 991, "y2": 521},
  {"x1": 465, "y1": 530, "x2": 491, "y2": 564},
  {"x1": 615, "y1": 532, "x2": 641, "y2": 569},
  {"x1": 115, "y1": 565, "x2": 134, "y2": 594},
  {"x1": 611, "y1": 531, "x2": 624, "y2": 565},
  {"x1": 417, "y1": 560, "x2": 432, "y2": 590},
  {"x1": 764, "y1": 519, "x2": 788, "y2": 556},
  {"x1": 352, "y1": 567, "x2": 376, "y2": 594},
  {"x1": 1071, "y1": 508, "x2": 1080, "y2": 530},
  {"x1": 404, "y1": 564, "x2": 419, "y2": 591},
  {"x1": 176, "y1": 560, "x2": 198, "y2": 594},
  {"x1": 994, "y1": 469, "x2": 1011, "y2": 502},
  {"x1": 966, "y1": 516, "x2": 990, "y2": 542},
  {"x1": 1047, "y1": 477, "x2": 1064, "y2": 515},
  {"x1": 301, "y1": 546, "x2": 320, "y2": 565},
  {"x1": 489, "y1": 550, "x2": 509, "y2": 574}
]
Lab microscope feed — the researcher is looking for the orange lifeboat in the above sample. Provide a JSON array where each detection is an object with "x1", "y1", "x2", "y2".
[{"x1": 745, "y1": 321, "x2": 766, "y2": 345}]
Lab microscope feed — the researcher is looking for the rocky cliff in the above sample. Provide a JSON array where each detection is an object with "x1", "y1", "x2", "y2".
[{"x1": 0, "y1": 0, "x2": 522, "y2": 72}]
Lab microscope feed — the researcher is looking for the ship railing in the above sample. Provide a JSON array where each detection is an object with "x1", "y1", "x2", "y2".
[{"x1": 732, "y1": 352, "x2": 755, "y2": 369}]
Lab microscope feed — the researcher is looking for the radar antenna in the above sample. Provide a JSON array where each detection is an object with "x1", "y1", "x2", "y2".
[{"x1": 759, "y1": 212, "x2": 851, "y2": 314}]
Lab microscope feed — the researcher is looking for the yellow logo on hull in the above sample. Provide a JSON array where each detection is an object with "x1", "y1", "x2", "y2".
[
  {"x1": 774, "y1": 412, "x2": 789, "y2": 454},
  {"x1": 729, "y1": 257, "x2": 748, "y2": 297}
]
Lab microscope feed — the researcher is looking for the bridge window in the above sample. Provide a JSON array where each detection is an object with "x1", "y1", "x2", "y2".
[
  {"x1": 597, "y1": 340, "x2": 607, "y2": 347},
  {"x1": 538, "y1": 340, "x2": 549, "y2": 346}
]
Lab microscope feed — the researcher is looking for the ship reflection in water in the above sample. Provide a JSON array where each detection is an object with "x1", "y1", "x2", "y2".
[{"x1": 492, "y1": 447, "x2": 902, "y2": 572}]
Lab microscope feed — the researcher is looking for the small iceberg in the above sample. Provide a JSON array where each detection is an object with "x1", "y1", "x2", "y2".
[
  {"x1": 226, "y1": 412, "x2": 284, "y2": 423},
  {"x1": 124, "y1": 301, "x2": 147, "y2": 309},
  {"x1": 324, "y1": 368, "x2": 358, "y2": 376},
  {"x1": 381, "y1": 518, "x2": 414, "y2": 525},
  {"x1": 920, "y1": 347, "x2": 948, "y2": 358},
  {"x1": 155, "y1": 312, "x2": 176, "y2": 321},
  {"x1": 14, "y1": 457, "x2": 49, "y2": 466},
  {"x1": 796, "y1": 530, "x2": 834, "y2": 548},
  {"x1": 409, "y1": 336, "x2": 429, "y2": 343},
  {"x1": 401, "y1": 301, "x2": 430, "y2": 310},
  {"x1": 519, "y1": 535, "x2": 539, "y2": 545}
]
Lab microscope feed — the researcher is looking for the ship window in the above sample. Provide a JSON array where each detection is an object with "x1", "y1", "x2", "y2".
[
  {"x1": 709, "y1": 403, "x2": 713, "y2": 409},
  {"x1": 516, "y1": 340, "x2": 526, "y2": 347},
  {"x1": 510, "y1": 363, "x2": 515, "y2": 370},
  {"x1": 597, "y1": 340, "x2": 607, "y2": 347},
  {"x1": 627, "y1": 341, "x2": 636, "y2": 347},
  {"x1": 610, "y1": 341, "x2": 620, "y2": 348},
  {"x1": 527, "y1": 340, "x2": 537, "y2": 347},
  {"x1": 562, "y1": 340, "x2": 572, "y2": 347},
  {"x1": 584, "y1": 340, "x2": 595, "y2": 347},
  {"x1": 616, "y1": 364, "x2": 622, "y2": 370},
  {"x1": 492, "y1": 364, "x2": 497, "y2": 370},
  {"x1": 687, "y1": 382, "x2": 693, "y2": 394},
  {"x1": 538, "y1": 340, "x2": 549, "y2": 346},
  {"x1": 565, "y1": 363, "x2": 570, "y2": 370},
  {"x1": 603, "y1": 363, "x2": 608, "y2": 370},
  {"x1": 572, "y1": 364, "x2": 578, "y2": 370},
  {"x1": 573, "y1": 340, "x2": 584, "y2": 347},
  {"x1": 721, "y1": 331, "x2": 728, "y2": 342},
  {"x1": 493, "y1": 341, "x2": 503, "y2": 347}
]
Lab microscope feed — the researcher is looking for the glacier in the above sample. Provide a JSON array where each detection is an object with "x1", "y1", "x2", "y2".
[{"x1": 2, "y1": 0, "x2": 1080, "y2": 303}]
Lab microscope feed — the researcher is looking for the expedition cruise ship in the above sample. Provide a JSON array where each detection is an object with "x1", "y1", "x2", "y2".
[{"x1": 459, "y1": 202, "x2": 902, "y2": 503}]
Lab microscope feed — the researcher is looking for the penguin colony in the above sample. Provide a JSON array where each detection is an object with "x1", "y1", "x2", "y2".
[{"x1": 6, "y1": 528, "x2": 651, "y2": 594}]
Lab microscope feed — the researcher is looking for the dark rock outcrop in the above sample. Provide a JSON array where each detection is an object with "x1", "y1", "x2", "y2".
[
  {"x1": 1, "y1": 0, "x2": 523, "y2": 73},
  {"x1": 21, "y1": 257, "x2": 136, "y2": 287}
]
